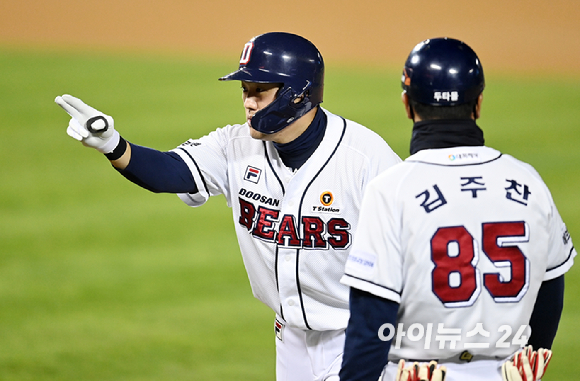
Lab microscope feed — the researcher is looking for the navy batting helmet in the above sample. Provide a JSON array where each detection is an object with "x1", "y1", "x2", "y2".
[
  {"x1": 402, "y1": 37, "x2": 484, "y2": 106},
  {"x1": 219, "y1": 32, "x2": 324, "y2": 134}
]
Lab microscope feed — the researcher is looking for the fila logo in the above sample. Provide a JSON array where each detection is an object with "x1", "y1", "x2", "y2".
[
  {"x1": 244, "y1": 166, "x2": 262, "y2": 184},
  {"x1": 275, "y1": 318, "x2": 284, "y2": 341}
]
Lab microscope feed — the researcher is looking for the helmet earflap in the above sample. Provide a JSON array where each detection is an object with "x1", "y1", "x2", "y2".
[{"x1": 250, "y1": 81, "x2": 316, "y2": 133}]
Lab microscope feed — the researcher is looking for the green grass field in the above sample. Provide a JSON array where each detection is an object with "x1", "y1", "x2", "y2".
[{"x1": 0, "y1": 47, "x2": 579, "y2": 380}]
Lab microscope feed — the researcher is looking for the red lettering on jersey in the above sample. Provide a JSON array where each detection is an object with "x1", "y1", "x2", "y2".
[
  {"x1": 430, "y1": 222, "x2": 530, "y2": 307},
  {"x1": 253, "y1": 206, "x2": 280, "y2": 242},
  {"x1": 327, "y1": 218, "x2": 351, "y2": 249},
  {"x1": 302, "y1": 217, "x2": 327, "y2": 249},
  {"x1": 238, "y1": 198, "x2": 256, "y2": 230},
  {"x1": 431, "y1": 226, "x2": 479, "y2": 306},
  {"x1": 278, "y1": 215, "x2": 301, "y2": 247},
  {"x1": 238, "y1": 198, "x2": 354, "y2": 250},
  {"x1": 482, "y1": 222, "x2": 528, "y2": 301}
]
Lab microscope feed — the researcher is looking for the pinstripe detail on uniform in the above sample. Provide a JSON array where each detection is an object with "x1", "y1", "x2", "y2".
[
  {"x1": 295, "y1": 116, "x2": 348, "y2": 330},
  {"x1": 178, "y1": 147, "x2": 210, "y2": 196}
]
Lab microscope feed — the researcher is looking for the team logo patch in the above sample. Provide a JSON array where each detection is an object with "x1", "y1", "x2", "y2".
[
  {"x1": 275, "y1": 318, "x2": 285, "y2": 342},
  {"x1": 244, "y1": 166, "x2": 262, "y2": 184},
  {"x1": 240, "y1": 41, "x2": 254, "y2": 65}
]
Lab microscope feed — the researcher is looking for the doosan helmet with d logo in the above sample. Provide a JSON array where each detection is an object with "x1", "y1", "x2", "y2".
[
  {"x1": 402, "y1": 37, "x2": 485, "y2": 106},
  {"x1": 219, "y1": 32, "x2": 324, "y2": 134}
]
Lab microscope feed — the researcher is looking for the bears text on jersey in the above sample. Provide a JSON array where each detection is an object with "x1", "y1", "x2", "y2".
[{"x1": 237, "y1": 196, "x2": 351, "y2": 250}]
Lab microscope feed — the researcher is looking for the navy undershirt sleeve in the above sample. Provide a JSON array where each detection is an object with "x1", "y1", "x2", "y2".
[
  {"x1": 340, "y1": 288, "x2": 399, "y2": 381},
  {"x1": 527, "y1": 275, "x2": 565, "y2": 349},
  {"x1": 116, "y1": 143, "x2": 198, "y2": 194}
]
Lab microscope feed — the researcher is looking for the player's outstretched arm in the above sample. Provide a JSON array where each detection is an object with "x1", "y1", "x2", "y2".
[
  {"x1": 55, "y1": 94, "x2": 131, "y2": 169},
  {"x1": 55, "y1": 94, "x2": 197, "y2": 193}
]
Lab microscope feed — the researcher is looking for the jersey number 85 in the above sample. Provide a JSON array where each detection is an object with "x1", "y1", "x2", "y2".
[{"x1": 431, "y1": 222, "x2": 529, "y2": 307}]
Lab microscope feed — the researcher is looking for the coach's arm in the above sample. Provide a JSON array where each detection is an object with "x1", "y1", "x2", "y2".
[
  {"x1": 527, "y1": 275, "x2": 565, "y2": 349},
  {"x1": 339, "y1": 288, "x2": 399, "y2": 381}
]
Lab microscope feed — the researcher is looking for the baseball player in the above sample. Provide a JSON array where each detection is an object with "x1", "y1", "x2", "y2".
[
  {"x1": 339, "y1": 38, "x2": 576, "y2": 381},
  {"x1": 54, "y1": 32, "x2": 401, "y2": 381}
]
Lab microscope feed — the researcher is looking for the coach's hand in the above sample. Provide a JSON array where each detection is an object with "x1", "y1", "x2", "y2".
[
  {"x1": 395, "y1": 360, "x2": 447, "y2": 381},
  {"x1": 501, "y1": 346, "x2": 552, "y2": 381},
  {"x1": 55, "y1": 94, "x2": 120, "y2": 153}
]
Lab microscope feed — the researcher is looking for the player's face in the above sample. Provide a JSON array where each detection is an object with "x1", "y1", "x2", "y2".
[
  {"x1": 242, "y1": 81, "x2": 280, "y2": 124},
  {"x1": 241, "y1": 81, "x2": 281, "y2": 138},
  {"x1": 241, "y1": 81, "x2": 316, "y2": 144}
]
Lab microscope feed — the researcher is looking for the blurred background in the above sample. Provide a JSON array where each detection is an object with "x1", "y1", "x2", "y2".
[
  {"x1": 1, "y1": 1, "x2": 579, "y2": 380},
  {"x1": 2, "y1": 0, "x2": 580, "y2": 73}
]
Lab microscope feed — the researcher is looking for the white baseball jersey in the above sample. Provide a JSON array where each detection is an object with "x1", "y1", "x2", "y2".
[
  {"x1": 342, "y1": 146, "x2": 575, "y2": 361},
  {"x1": 171, "y1": 108, "x2": 401, "y2": 331}
]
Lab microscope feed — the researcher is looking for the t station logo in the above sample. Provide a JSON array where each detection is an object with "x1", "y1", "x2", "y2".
[
  {"x1": 313, "y1": 191, "x2": 340, "y2": 213},
  {"x1": 320, "y1": 191, "x2": 334, "y2": 206}
]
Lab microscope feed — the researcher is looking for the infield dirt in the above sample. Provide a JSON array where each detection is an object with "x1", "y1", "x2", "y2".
[{"x1": 1, "y1": 0, "x2": 579, "y2": 74}]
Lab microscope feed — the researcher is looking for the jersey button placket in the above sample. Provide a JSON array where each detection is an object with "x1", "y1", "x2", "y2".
[{"x1": 277, "y1": 248, "x2": 302, "y2": 327}]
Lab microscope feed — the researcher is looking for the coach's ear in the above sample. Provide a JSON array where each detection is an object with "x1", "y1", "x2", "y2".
[
  {"x1": 401, "y1": 91, "x2": 415, "y2": 121},
  {"x1": 474, "y1": 93, "x2": 484, "y2": 119}
]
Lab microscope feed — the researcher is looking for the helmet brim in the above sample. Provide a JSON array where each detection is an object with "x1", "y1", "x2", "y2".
[{"x1": 219, "y1": 67, "x2": 289, "y2": 83}]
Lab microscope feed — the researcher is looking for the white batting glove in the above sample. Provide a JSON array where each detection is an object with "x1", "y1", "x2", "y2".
[
  {"x1": 395, "y1": 360, "x2": 447, "y2": 381},
  {"x1": 501, "y1": 346, "x2": 553, "y2": 381},
  {"x1": 55, "y1": 94, "x2": 120, "y2": 153}
]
